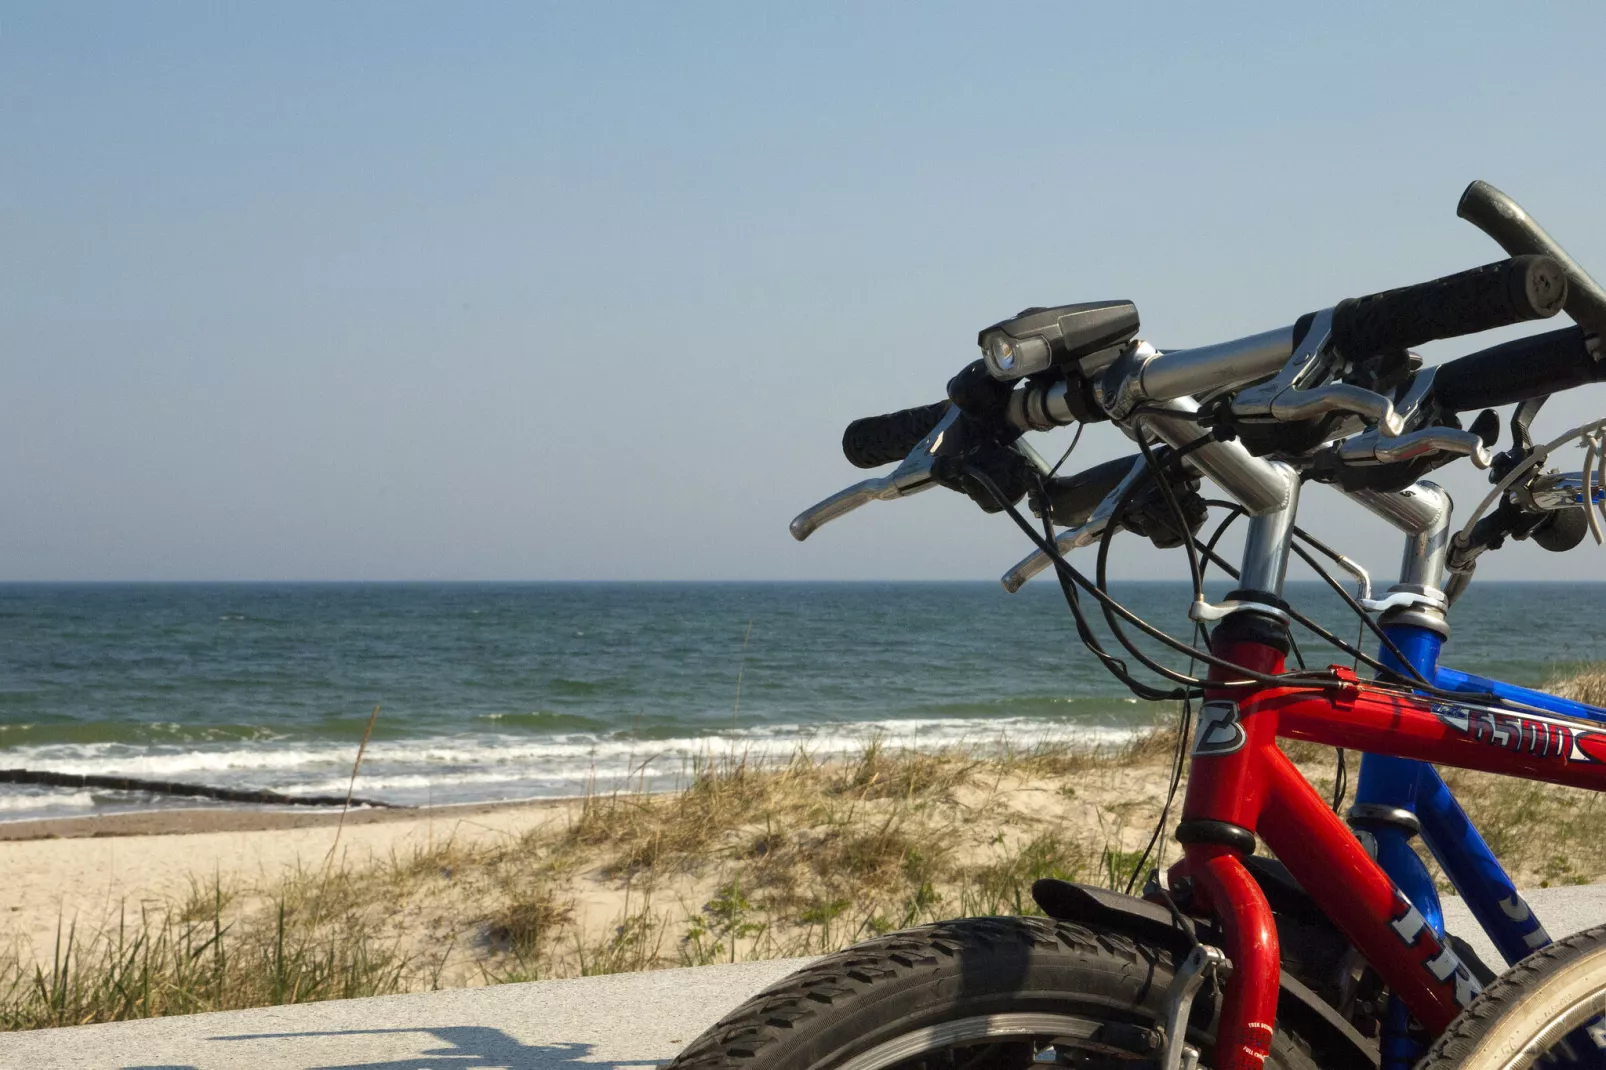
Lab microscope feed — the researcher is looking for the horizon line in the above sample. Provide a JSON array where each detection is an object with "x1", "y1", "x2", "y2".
[{"x1": 0, "y1": 578, "x2": 1596, "y2": 586}]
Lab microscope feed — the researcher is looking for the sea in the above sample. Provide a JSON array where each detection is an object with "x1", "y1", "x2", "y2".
[{"x1": 2, "y1": 581, "x2": 1602, "y2": 823}]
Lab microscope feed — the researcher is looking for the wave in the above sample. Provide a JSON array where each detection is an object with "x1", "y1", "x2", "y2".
[
  {"x1": 905, "y1": 694, "x2": 1146, "y2": 718},
  {"x1": 0, "y1": 704, "x2": 1138, "y2": 753},
  {"x1": 0, "y1": 716, "x2": 1142, "y2": 786},
  {"x1": 470, "y1": 710, "x2": 606, "y2": 731},
  {"x1": 286, "y1": 769, "x2": 549, "y2": 795},
  {"x1": 0, "y1": 708, "x2": 1153, "y2": 822},
  {"x1": 545, "y1": 677, "x2": 616, "y2": 697},
  {"x1": 7, "y1": 745, "x2": 365, "y2": 778},
  {"x1": 0, "y1": 791, "x2": 97, "y2": 812},
  {"x1": 0, "y1": 721, "x2": 287, "y2": 747}
]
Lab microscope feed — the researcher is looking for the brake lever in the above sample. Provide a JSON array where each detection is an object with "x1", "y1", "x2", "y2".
[
  {"x1": 999, "y1": 455, "x2": 1149, "y2": 592},
  {"x1": 1333, "y1": 426, "x2": 1493, "y2": 469},
  {"x1": 788, "y1": 407, "x2": 962, "y2": 541},
  {"x1": 1230, "y1": 308, "x2": 1406, "y2": 435}
]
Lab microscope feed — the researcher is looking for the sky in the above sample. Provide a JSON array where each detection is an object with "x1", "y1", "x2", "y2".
[{"x1": 5, "y1": 2, "x2": 1606, "y2": 582}]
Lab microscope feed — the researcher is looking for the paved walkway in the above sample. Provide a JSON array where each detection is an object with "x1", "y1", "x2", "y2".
[
  {"x1": 0, "y1": 957, "x2": 816, "y2": 1070},
  {"x1": 4, "y1": 887, "x2": 1602, "y2": 1070},
  {"x1": 1441, "y1": 883, "x2": 1604, "y2": 971}
]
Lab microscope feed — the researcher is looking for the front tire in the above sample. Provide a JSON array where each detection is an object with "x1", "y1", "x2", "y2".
[
  {"x1": 1419, "y1": 924, "x2": 1606, "y2": 1070},
  {"x1": 667, "y1": 915, "x2": 1366, "y2": 1070}
]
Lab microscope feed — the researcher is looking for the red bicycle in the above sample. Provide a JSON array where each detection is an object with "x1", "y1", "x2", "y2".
[
  {"x1": 1175, "y1": 634, "x2": 1606, "y2": 1069},
  {"x1": 668, "y1": 184, "x2": 1606, "y2": 1070}
]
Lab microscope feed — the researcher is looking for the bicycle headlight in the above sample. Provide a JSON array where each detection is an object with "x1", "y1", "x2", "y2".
[
  {"x1": 977, "y1": 301, "x2": 1141, "y2": 381},
  {"x1": 981, "y1": 331, "x2": 1052, "y2": 381}
]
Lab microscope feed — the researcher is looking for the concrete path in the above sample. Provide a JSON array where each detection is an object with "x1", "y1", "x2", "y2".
[
  {"x1": 0, "y1": 958, "x2": 817, "y2": 1070},
  {"x1": 4, "y1": 887, "x2": 1602, "y2": 1070},
  {"x1": 1442, "y1": 884, "x2": 1605, "y2": 972}
]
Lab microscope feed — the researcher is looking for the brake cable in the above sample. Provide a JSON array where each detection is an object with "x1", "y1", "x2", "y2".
[
  {"x1": 1117, "y1": 508, "x2": 1234, "y2": 893},
  {"x1": 1285, "y1": 524, "x2": 1502, "y2": 703},
  {"x1": 980, "y1": 426, "x2": 1512, "y2": 705},
  {"x1": 1090, "y1": 483, "x2": 1218, "y2": 689},
  {"x1": 1084, "y1": 435, "x2": 1224, "y2": 688},
  {"x1": 1029, "y1": 469, "x2": 1190, "y2": 702},
  {"x1": 1137, "y1": 434, "x2": 1208, "y2": 601},
  {"x1": 1075, "y1": 459, "x2": 1389, "y2": 690},
  {"x1": 968, "y1": 465, "x2": 1344, "y2": 690},
  {"x1": 1044, "y1": 422, "x2": 1085, "y2": 480}
]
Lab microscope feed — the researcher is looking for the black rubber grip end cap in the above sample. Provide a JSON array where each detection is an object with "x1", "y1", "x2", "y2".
[{"x1": 1517, "y1": 255, "x2": 1568, "y2": 318}]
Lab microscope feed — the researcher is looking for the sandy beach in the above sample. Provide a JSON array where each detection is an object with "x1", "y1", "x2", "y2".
[
  {"x1": 0, "y1": 743, "x2": 1190, "y2": 981},
  {"x1": 1, "y1": 798, "x2": 582, "y2": 969}
]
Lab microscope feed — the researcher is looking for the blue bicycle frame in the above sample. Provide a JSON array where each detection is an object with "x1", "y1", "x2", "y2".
[{"x1": 1356, "y1": 619, "x2": 1606, "y2": 1070}]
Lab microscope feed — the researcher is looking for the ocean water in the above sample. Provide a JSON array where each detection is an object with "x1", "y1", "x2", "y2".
[{"x1": 1, "y1": 581, "x2": 1602, "y2": 822}]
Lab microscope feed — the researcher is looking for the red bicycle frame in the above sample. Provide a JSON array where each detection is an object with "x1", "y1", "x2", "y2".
[{"x1": 1177, "y1": 629, "x2": 1606, "y2": 1070}]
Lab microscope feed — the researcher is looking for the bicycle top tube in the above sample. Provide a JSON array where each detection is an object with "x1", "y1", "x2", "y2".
[{"x1": 1435, "y1": 665, "x2": 1606, "y2": 724}]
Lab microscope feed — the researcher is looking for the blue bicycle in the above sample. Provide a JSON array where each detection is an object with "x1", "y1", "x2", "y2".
[{"x1": 1343, "y1": 182, "x2": 1606, "y2": 1070}]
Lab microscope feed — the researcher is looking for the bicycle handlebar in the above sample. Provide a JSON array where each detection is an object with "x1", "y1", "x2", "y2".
[
  {"x1": 1329, "y1": 255, "x2": 1566, "y2": 358},
  {"x1": 1104, "y1": 256, "x2": 1564, "y2": 422},
  {"x1": 843, "y1": 255, "x2": 1568, "y2": 476},
  {"x1": 1434, "y1": 326, "x2": 1605, "y2": 412},
  {"x1": 807, "y1": 183, "x2": 1603, "y2": 596}
]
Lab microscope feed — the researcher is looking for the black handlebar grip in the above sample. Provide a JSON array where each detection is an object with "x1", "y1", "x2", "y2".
[
  {"x1": 841, "y1": 401, "x2": 950, "y2": 469},
  {"x1": 1330, "y1": 255, "x2": 1567, "y2": 359},
  {"x1": 1434, "y1": 325, "x2": 1606, "y2": 411}
]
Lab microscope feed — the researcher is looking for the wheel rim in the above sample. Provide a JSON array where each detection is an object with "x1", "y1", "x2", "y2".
[
  {"x1": 834, "y1": 1012, "x2": 1118, "y2": 1070},
  {"x1": 1500, "y1": 993, "x2": 1606, "y2": 1070}
]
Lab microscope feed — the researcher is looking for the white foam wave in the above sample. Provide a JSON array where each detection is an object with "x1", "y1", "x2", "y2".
[
  {"x1": 0, "y1": 791, "x2": 96, "y2": 812},
  {"x1": 3, "y1": 716, "x2": 1139, "y2": 778},
  {"x1": 0, "y1": 715, "x2": 1148, "y2": 816},
  {"x1": 286, "y1": 770, "x2": 544, "y2": 795},
  {"x1": 12, "y1": 746, "x2": 355, "y2": 778}
]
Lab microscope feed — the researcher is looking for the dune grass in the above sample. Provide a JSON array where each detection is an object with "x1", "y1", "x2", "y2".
[
  {"x1": 4, "y1": 870, "x2": 430, "y2": 1030},
  {"x1": 1546, "y1": 665, "x2": 1606, "y2": 708}
]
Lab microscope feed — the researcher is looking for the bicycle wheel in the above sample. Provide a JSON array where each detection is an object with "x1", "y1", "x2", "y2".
[
  {"x1": 1419, "y1": 924, "x2": 1606, "y2": 1070},
  {"x1": 666, "y1": 915, "x2": 1369, "y2": 1070}
]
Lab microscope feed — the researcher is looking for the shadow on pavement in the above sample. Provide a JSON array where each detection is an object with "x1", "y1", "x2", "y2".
[{"x1": 203, "y1": 1024, "x2": 663, "y2": 1069}]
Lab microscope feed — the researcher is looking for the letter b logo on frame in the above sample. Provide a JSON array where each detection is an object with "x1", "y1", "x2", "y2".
[{"x1": 1192, "y1": 700, "x2": 1246, "y2": 756}]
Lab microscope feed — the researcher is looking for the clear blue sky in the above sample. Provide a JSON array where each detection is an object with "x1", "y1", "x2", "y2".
[{"x1": 5, "y1": 2, "x2": 1606, "y2": 581}]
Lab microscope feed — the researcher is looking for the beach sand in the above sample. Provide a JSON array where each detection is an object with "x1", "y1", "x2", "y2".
[
  {"x1": 0, "y1": 747, "x2": 1190, "y2": 983},
  {"x1": 1, "y1": 799, "x2": 577, "y2": 968}
]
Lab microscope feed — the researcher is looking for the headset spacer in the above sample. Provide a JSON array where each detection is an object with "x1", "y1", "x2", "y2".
[
  {"x1": 1175, "y1": 819, "x2": 1257, "y2": 855},
  {"x1": 1346, "y1": 804, "x2": 1422, "y2": 835}
]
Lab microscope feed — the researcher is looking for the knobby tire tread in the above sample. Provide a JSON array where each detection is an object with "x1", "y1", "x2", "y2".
[
  {"x1": 664, "y1": 915, "x2": 1363, "y2": 1070},
  {"x1": 1418, "y1": 924, "x2": 1606, "y2": 1070},
  {"x1": 669, "y1": 917, "x2": 1089, "y2": 1068}
]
